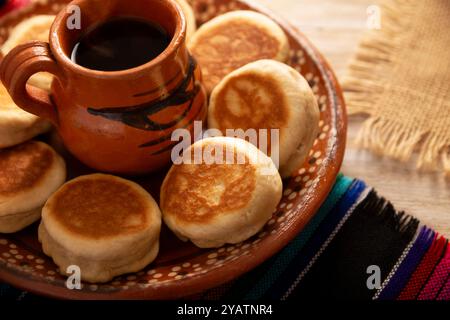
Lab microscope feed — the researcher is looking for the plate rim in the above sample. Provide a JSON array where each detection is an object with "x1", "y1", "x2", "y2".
[{"x1": 0, "y1": 0, "x2": 347, "y2": 300}]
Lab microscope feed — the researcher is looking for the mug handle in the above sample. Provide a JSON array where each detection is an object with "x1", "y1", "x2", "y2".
[{"x1": 0, "y1": 41, "x2": 65, "y2": 125}]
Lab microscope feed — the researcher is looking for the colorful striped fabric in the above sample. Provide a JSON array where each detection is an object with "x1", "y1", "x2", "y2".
[
  {"x1": 375, "y1": 226, "x2": 436, "y2": 300},
  {"x1": 198, "y1": 175, "x2": 449, "y2": 301},
  {"x1": 398, "y1": 235, "x2": 448, "y2": 300},
  {"x1": 235, "y1": 175, "x2": 355, "y2": 300},
  {"x1": 1, "y1": 175, "x2": 449, "y2": 300}
]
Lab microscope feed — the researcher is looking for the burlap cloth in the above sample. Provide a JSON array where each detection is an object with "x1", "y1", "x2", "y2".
[{"x1": 343, "y1": 0, "x2": 450, "y2": 175}]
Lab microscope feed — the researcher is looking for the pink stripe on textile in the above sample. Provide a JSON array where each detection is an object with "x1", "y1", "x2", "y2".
[
  {"x1": 437, "y1": 277, "x2": 449, "y2": 301},
  {"x1": 418, "y1": 246, "x2": 450, "y2": 300},
  {"x1": 398, "y1": 235, "x2": 447, "y2": 300}
]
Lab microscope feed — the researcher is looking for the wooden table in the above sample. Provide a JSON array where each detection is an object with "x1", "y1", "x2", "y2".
[{"x1": 257, "y1": 0, "x2": 450, "y2": 237}]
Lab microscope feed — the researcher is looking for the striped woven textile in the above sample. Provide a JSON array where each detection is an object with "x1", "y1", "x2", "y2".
[
  {"x1": 0, "y1": 175, "x2": 448, "y2": 300},
  {"x1": 197, "y1": 175, "x2": 449, "y2": 301},
  {"x1": 0, "y1": 0, "x2": 448, "y2": 302}
]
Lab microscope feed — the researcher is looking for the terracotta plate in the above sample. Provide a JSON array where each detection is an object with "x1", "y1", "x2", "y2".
[{"x1": 0, "y1": 0, "x2": 346, "y2": 299}]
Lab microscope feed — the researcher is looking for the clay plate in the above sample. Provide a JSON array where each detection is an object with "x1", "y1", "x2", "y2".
[{"x1": 0, "y1": 0, "x2": 347, "y2": 299}]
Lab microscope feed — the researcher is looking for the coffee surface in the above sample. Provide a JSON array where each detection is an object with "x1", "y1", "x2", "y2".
[{"x1": 71, "y1": 17, "x2": 170, "y2": 71}]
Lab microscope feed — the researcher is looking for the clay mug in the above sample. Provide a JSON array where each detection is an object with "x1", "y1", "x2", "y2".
[{"x1": 0, "y1": 0, "x2": 207, "y2": 174}]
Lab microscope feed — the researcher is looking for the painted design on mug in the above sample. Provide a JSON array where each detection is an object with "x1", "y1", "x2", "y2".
[{"x1": 87, "y1": 55, "x2": 201, "y2": 134}]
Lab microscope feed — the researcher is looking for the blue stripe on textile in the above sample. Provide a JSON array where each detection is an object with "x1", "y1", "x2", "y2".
[
  {"x1": 244, "y1": 175, "x2": 354, "y2": 300},
  {"x1": 377, "y1": 226, "x2": 436, "y2": 300},
  {"x1": 265, "y1": 179, "x2": 368, "y2": 300}
]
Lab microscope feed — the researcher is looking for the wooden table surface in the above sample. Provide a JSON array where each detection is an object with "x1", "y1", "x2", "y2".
[{"x1": 257, "y1": 0, "x2": 450, "y2": 237}]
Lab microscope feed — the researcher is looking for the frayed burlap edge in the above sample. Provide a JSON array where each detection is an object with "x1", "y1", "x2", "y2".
[{"x1": 342, "y1": 0, "x2": 450, "y2": 175}]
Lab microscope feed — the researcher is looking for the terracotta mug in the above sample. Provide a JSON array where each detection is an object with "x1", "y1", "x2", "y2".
[{"x1": 0, "y1": 0, "x2": 207, "y2": 174}]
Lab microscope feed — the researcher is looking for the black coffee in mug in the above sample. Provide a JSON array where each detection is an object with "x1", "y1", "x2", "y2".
[{"x1": 71, "y1": 17, "x2": 171, "y2": 71}]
